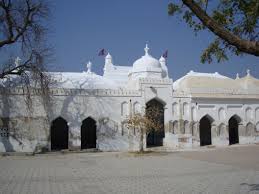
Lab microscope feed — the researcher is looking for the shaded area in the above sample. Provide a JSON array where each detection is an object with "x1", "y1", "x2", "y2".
[
  {"x1": 240, "y1": 183, "x2": 259, "y2": 191},
  {"x1": 0, "y1": 117, "x2": 14, "y2": 152},
  {"x1": 51, "y1": 117, "x2": 68, "y2": 150},
  {"x1": 229, "y1": 116, "x2": 240, "y2": 145},
  {"x1": 81, "y1": 117, "x2": 96, "y2": 149},
  {"x1": 146, "y1": 99, "x2": 164, "y2": 147},
  {"x1": 199, "y1": 116, "x2": 212, "y2": 146}
]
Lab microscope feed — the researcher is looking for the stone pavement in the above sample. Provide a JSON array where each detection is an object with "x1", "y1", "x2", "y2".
[{"x1": 0, "y1": 145, "x2": 259, "y2": 194}]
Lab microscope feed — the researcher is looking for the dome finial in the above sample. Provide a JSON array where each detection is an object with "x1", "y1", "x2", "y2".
[
  {"x1": 86, "y1": 61, "x2": 92, "y2": 73},
  {"x1": 247, "y1": 69, "x2": 250, "y2": 76},
  {"x1": 15, "y1": 56, "x2": 21, "y2": 67},
  {"x1": 144, "y1": 43, "x2": 149, "y2": 56}
]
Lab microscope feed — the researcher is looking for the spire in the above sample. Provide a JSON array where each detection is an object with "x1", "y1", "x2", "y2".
[
  {"x1": 246, "y1": 69, "x2": 250, "y2": 76},
  {"x1": 15, "y1": 57, "x2": 21, "y2": 67},
  {"x1": 159, "y1": 56, "x2": 166, "y2": 63},
  {"x1": 105, "y1": 52, "x2": 112, "y2": 59},
  {"x1": 86, "y1": 61, "x2": 92, "y2": 73},
  {"x1": 144, "y1": 44, "x2": 149, "y2": 56},
  {"x1": 105, "y1": 53, "x2": 113, "y2": 65}
]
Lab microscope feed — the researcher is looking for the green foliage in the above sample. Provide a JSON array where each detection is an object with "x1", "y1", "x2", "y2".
[
  {"x1": 168, "y1": 3, "x2": 181, "y2": 15},
  {"x1": 168, "y1": 0, "x2": 259, "y2": 63},
  {"x1": 201, "y1": 39, "x2": 228, "y2": 63}
]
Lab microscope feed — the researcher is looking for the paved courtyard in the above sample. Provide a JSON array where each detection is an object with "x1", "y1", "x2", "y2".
[{"x1": 0, "y1": 145, "x2": 259, "y2": 194}]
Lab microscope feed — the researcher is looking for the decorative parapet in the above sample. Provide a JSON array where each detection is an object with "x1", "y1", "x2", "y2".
[
  {"x1": 0, "y1": 87, "x2": 142, "y2": 97},
  {"x1": 173, "y1": 88, "x2": 259, "y2": 99},
  {"x1": 138, "y1": 77, "x2": 173, "y2": 85}
]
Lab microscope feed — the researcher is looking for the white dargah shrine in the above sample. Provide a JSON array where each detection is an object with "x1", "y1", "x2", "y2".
[{"x1": 0, "y1": 45, "x2": 259, "y2": 152}]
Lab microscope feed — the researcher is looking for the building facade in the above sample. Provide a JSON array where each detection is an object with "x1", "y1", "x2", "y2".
[{"x1": 0, "y1": 45, "x2": 259, "y2": 152}]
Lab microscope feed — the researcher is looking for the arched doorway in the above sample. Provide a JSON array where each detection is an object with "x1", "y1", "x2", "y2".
[
  {"x1": 51, "y1": 117, "x2": 68, "y2": 150},
  {"x1": 199, "y1": 115, "x2": 212, "y2": 146},
  {"x1": 146, "y1": 99, "x2": 165, "y2": 147},
  {"x1": 81, "y1": 117, "x2": 96, "y2": 149},
  {"x1": 228, "y1": 116, "x2": 240, "y2": 145}
]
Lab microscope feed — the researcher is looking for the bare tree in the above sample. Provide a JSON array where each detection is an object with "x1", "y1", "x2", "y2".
[
  {"x1": 0, "y1": 0, "x2": 52, "y2": 110},
  {"x1": 124, "y1": 105, "x2": 163, "y2": 152}
]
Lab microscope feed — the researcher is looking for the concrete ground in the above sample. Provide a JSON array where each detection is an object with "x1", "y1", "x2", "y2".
[{"x1": 0, "y1": 145, "x2": 259, "y2": 194}]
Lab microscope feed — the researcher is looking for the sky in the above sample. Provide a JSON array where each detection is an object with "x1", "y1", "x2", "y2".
[{"x1": 48, "y1": 0, "x2": 259, "y2": 80}]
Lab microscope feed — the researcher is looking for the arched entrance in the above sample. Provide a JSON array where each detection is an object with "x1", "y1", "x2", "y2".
[
  {"x1": 199, "y1": 115, "x2": 212, "y2": 146},
  {"x1": 51, "y1": 117, "x2": 68, "y2": 150},
  {"x1": 146, "y1": 99, "x2": 165, "y2": 147},
  {"x1": 228, "y1": 116, "x2": 240, "y2": 145},
  {"x1": 81, "y1": 117, "x2": 96, "y2": 149}
]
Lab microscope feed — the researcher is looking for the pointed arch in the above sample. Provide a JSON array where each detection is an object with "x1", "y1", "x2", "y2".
[
  {"x1": 230, "y1": 114, "x2": 242, "y2": 123},
  {"x1": 81, "y1": 117, "x2": 97, "y2": 149},
  {"x1": 146, "y1": 98, "x2": 165, "y2": 147},
  {"x1": 147, "y1": 97, "x2": 166, "y2": 107},
  {"x1": 51, "y1": 117, "x2": 69, "y2": 151},
  {"x1": 200, "y1": 114, "x2": 214, "y2": 123},
  {"x1": 199, "y1": 115, "x2": 213, "y2": 146},
  {"x1": 228, "y1": 115, "x2": 240, "y2": 145}
]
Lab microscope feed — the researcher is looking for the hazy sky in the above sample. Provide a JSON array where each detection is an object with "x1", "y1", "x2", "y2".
[{"x1": 49, "y1": 0, "x2": 258, "y2": 80}]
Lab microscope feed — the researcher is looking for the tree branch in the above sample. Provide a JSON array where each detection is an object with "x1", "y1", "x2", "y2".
[
  {"x1": 0, "y1": 0, "x2": 37, "y2": 48},
  {"x1": 182, "y1": 0, "x2": 259, "y2": 56}
]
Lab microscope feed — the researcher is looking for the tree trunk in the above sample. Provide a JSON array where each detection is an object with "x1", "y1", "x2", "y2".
[
  {"x1": 140, "y1": 128, "x2": 144, "y2": 152},
  {"x1": 182, "y1": 0, "x2": 259, "y2": 56}
]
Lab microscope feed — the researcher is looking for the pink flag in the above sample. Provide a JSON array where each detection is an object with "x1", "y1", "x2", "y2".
[
  {"x1": 98, "y1": 48, "x2": 106, "y2": 56},
  {"x1": 162, "y1": 50, "x2": 168, "y2": 58}
]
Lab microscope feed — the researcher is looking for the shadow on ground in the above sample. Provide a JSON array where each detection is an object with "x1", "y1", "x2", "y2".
[{"x1": 240, "y1": 183, "x2": 259, "y2": 191}]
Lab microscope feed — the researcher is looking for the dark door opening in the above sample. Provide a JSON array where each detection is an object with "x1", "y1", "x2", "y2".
[
  {"x1": 199, "y1": 116, "x2": 212, "y2": 146},
  {"x1": 51, "y1": 117, "x2": 68, "y2": 150},
  {"x1": 228, "y1": 116, "x2": 239, "y2": 145},
  {"x1": 81, "y1": 117, "x2": 96, "y2": 149},
  {"x1": 146, "y1": 99, "x2": 164, "y2": 147}
]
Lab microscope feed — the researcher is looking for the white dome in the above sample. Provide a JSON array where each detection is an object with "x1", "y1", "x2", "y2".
[{"x1": 131, "y1": 44, "x2": 162, "y2": 74}]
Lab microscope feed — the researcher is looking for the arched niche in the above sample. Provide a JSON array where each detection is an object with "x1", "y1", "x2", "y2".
[
  {"x1": 121, "y1": 102, "x2": 128, "y2": 116},
  {"x1": 218, "y1": 108, "x2": 226, "y2": 121},
  {"x1": 133, "y1": 102, "x2": 141, "y2": 114},
  {"x1": 245, "y1": 107, "x2": 253, "y2": 120},
  {"x1": 172, "y1": 102, "x2": 178, "y2": 116},
  {"x1": 183, "y1": 102, "x2": 189, "y2": 116}
]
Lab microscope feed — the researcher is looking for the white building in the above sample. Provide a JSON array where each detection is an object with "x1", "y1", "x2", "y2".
[{"x1": 0, "y1": 45, "x2": 259, "y2": 152}]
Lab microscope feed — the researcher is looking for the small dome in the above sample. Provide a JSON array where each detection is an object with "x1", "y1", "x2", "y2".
[{"x1": 132, "y1": 44, "x2": 162, "y2": 74}]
